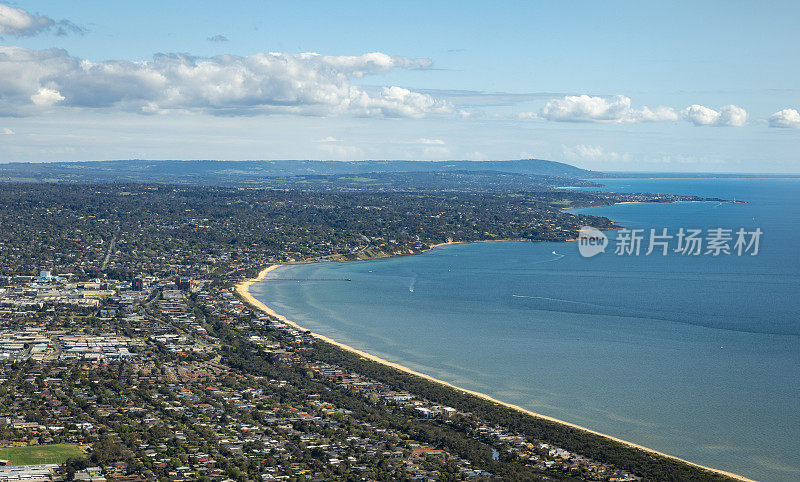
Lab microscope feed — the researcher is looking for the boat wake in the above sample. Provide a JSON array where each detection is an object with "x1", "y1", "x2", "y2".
[
  {"x1": 528, "y1": 251, "x2": 566, "y2": 265},
  {"x1": 511, "y1": 294, "x2": 601, "y2": 308}
]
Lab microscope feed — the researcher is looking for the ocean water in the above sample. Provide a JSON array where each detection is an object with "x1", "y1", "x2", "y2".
[{"x1": 250, "y1": 178, "x2": 800, "y2": 481}]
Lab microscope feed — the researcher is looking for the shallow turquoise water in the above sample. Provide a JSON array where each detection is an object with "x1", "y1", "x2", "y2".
[{"x1": 250, "y1": 179, "x2": 800, "y2": 481}]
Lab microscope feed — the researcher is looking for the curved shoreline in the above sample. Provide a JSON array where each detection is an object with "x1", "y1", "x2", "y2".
[{"x1": 235, "y1": 248, "x2": 753, "y2": 482}]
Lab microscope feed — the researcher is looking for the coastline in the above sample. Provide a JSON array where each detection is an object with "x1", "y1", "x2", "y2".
[
  {"x1": 563, "y1": 199, "x2": 734, "y2": 212},
  {"x1": 609, "y1": 200, "x2": 730, "y2": 206},
  {"x1": 235, "y1": 247, "x2": 753, "y2": 482}
]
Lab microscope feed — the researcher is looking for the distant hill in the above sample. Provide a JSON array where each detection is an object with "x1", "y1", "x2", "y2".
[
  {"x1": 0, "y1": 159, "x2": 597, "y2": 187},
  {"x1": 214, "y1": 170, "x2": 601, "y2": 192}
]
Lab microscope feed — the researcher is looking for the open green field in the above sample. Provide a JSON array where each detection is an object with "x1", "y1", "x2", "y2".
[{"x1": 0, "y1": 444, "x2": 84, "y2": 465}]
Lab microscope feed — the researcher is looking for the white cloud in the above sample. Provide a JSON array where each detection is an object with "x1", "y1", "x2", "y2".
[
  {"x1": 353, "y1": 86, "x2": 452, "y2": 118},
  {"x1": 421, "y1": 145, "x2": 451, "y2": 159},
  {"x1": 682, "y1": 104, "x2": 718, "y2": 126},
  {"x1": 539, "y1": 95, "x2": 678, "y2": 123},
  {"x1": 319, "y1": 52, "x2": 431, "y2": 74},
  {"x1": 0, "y1": 47, "x2": 452, "y2": 118},
  {"x1": 1, "y1": 127, "x2": 13, "y2": 135},
  {"x1": 418, "y1": 138, "x2": 445, "y2": 145},
  {"x1": 637, "y1": 106, "x2": 681, "y2": 122},
  {"x1": 0, "y1": 4, "x2": 51, "y2": 36},
  {"x1": 562, "y1": 144, "x2": 628, "y2": 163},
  {"x1": 0, "y1": 4, "x2": 82, "y2": 37},
  {"x1": 682, "y1": 104, "x2": 747, "y2": 127},
  {"x1": 320, "y1": 143, "x2": 360, "y2": 159},
  {"x1": 533, "y1": 95, "x2": 747, "y2": 127},
  {"x1": 560, "y1": 145, "x2": 728, "y2": 167},
  {"x1": 30, "y1": 87, "x2": 65, "y2": 107},
  {"x1": 768, "y1": 108, "x2": 800, "y2": 129},
  {"x1": 717, "y1": 104, "x2": 748, "y2": 127},
  {"x1": 319, "y1": 136, "x2": 339, "y2": 142}
]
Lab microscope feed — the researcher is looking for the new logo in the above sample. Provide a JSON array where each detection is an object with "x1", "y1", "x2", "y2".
[{"x1": 577, "y1": 226, "x2": 608, "y2": 258}]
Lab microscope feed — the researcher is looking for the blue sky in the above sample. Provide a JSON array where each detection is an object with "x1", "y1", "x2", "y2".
[{"x1": 1, "y1": 1, "x2": 799, "y2": 172}]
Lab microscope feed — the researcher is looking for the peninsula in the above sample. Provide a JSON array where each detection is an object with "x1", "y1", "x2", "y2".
[{"x1": 0, "y1": 168, "x2": 743, "y2": 480}]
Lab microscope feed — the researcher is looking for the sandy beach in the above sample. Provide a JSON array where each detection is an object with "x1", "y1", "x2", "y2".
[
  {"x1": 235, "y1": 251, "x2": 753, "y2": 482},
  {"x1": 612, "y1": 200, "x2": 726, "y2": 206}
]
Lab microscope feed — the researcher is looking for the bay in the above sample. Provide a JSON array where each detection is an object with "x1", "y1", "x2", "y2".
[{"x1": 250, "y1": 178, "x2": 800, "y2": 481}]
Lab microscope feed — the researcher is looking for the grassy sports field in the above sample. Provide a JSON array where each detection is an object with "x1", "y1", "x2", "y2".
[{"x1": 0, "y1": 444, "x2": 84, "y2": 465}]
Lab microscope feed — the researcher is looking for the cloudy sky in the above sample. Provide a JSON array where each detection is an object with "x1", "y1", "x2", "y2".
[{"x1": 1, "y1": 1, "x2": 799, "y2": 172}]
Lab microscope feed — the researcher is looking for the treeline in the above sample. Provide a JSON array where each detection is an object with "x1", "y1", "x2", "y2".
[
  {"x1": 307, "y1": 342, "x2": 738, "y2": 482},
  {"x1": 211, "y1": 319, "x2": 580, "y2": 481}
]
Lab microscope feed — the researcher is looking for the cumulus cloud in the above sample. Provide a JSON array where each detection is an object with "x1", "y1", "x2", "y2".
[
  {"x1": 540, "y1": 95, "x2": 678, "y2": 123},
  {"x1": 0, "y1": 4, "x2": 51, "y2": 36},
  {"x1": 562, "y1": 144, "x2": 628, "y2": 163},
  {"x1": 30, "y1": 87, "x2": 65, "y2": 107},
  {"x1": 0, "y1": 47, "x2": 452, "y2": 118},
  {"x1": 0, "y1": 4, "x2": 83, "y2": 37},
  {"x1": 207, "y1": 34, "x2": 228, "y2": 42},
  {"x1": 682, "y1": 104, "x2": 718, "y2": 126},
  {"x1": 356, "y1": 86, "x2": 452, "y2": 118},
  {"x1": 768, "y1": 108, "x2": 800, "y2": 129},
  {"x1": 530, "y1": 94, "x2": 747, "y2": 127},
  {"x1": 682, "y1": 104, "x2": 747, "y2": 126}
]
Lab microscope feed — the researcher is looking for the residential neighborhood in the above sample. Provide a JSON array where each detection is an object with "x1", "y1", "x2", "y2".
[{"x1": 0, "y1": 267, "x2": 641, "y2": 481}]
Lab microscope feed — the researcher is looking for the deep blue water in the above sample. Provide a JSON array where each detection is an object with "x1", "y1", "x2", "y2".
[{"x1": 250, "y1": 178, "x2": 800, "y2": 481}]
